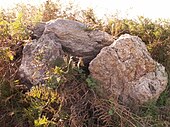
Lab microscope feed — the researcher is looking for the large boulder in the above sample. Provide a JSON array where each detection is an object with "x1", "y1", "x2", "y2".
[
  {"x1": 89, "y1": 34, "x2": 168, "y2": 105},
  {"x1": 19, "y1": 33, "x2": 63, "y2": 85},
  {"x1": 19, "y1": 19, "x2": 113, "y2": 85},
  {"x1": 43, "y1": 19, "x2": 114, "y2": 64}
]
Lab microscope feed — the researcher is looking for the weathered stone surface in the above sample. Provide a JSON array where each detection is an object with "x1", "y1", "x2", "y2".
[
  {"x1": 19, "y1": 19, "x2": 113, "y2": 85},
  {"x1": 19, "y1": 33, "x2": 63, "y2": 85},
  {"x1": 89, "y1": 34, "x2": 168, "y2": 105},
  {"x1": 44, "y1": 19, "x2": 114, "y2": 64},
  {"x1": 32, "y1": 22, "x2": 46, "y2": 39}
]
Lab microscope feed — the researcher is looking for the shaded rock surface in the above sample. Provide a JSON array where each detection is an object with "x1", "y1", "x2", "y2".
[
  {"x1": 31, "y1": 19, "x2": 114, "y2": 64},
  {"x1": 19, "y1": 19, "x2": 113, "y2": 85},
  {"x1": 31, "y1": 22, "x2": 46, "y2": 39},
  {"x1": 19, "y1": 33, "x2": 63, "y2": 85},
  {"x1": 89, "y1": 34, "x2": 168, "y2": 105},
  {"x1": 43, "y1": 19, "x2": 114, "y2": 64}
]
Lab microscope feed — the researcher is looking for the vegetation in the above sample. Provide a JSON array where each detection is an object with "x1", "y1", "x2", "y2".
[{"x1": 0, "y1": 0, "x2": 170, "y2": 126}]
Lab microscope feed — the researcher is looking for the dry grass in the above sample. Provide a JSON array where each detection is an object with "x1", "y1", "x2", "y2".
[{"x1": 0, "y1": 0, "x2": 170, "y2": 126}]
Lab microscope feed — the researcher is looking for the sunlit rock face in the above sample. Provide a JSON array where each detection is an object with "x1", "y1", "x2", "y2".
[{"x1": 89, "y1": 34, "x2": 168, "y2": 105}]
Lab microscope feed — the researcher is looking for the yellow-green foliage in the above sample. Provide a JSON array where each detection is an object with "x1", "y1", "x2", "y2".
[
  {"x1": 25, "y1": 85, "x2": 62, "y2": 126},
  {"x1": 104, "y1": 16, "x2": 170, "y2": 75},
  {"x1": 0, "y1": 0, "x2": 170, "y2": 126}
]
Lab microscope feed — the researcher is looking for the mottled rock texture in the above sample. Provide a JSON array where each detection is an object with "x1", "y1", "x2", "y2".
[
  {"x1": 19, "y1": 19, "x2": 113, "y2": 85},
  {"x1": 19, "y1": 33, "x2": 63, "y2": 85},
  {"x1": 44, "y1": 19, "x2": 114, "y2": 64},
  {"x1": 19, "y1": 19, "x2": 168, "y2": 105},
  {"x1": 89, "y1": 34, "x2": 168, "y2": 105},
  {"x1": 32, "y1": 22, "x2": 46, "y2": 39}
]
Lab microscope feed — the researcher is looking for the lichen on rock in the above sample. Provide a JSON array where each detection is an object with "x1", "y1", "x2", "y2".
[
  {"x1": 19, "y1": 19, "x2": 114, "y2": 86},
  {"x1": 89, "y1": 34, "x2": 168, "y2": 105}
]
